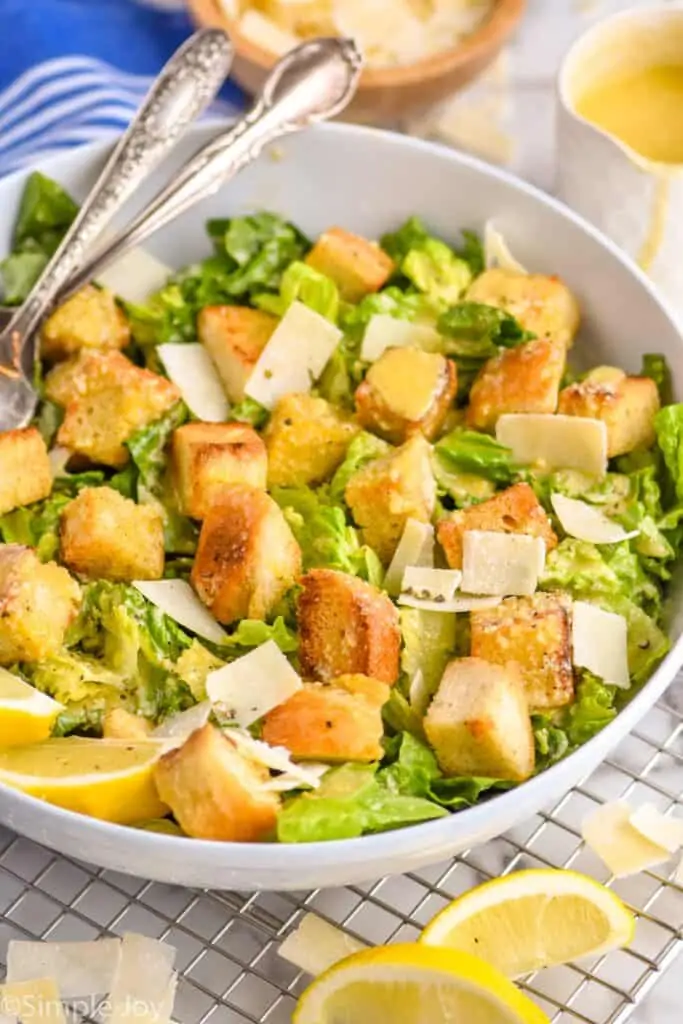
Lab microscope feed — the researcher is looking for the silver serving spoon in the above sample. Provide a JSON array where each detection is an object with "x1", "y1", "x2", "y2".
[
  {"x1": 0, "y1": 28, "x2": 234, "y2": 432},
  {"x1": 59, "y1": 38, "x2": 362, "y2": 301}
]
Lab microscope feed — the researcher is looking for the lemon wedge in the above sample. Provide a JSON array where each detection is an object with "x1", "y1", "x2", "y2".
[
  {"x1": 0, "y1": 737, "x2": 169, "y2": 824},
  {"x1": 293, "y1": 943, "x2": 548, "y2": 1024},
  {"x1": 0, "y1": 668, "x2": 63, "y2": 747},
  {"x1": 420, "y1": 868, "x2": 634, "y2": 978}
]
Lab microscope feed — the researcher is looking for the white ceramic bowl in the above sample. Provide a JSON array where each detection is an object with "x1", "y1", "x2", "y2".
[{"x1": 1, "y1": 123, "x2": 683, "y2": 891}]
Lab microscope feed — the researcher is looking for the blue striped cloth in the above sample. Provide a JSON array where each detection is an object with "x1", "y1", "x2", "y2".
[{"x1": 0, "y1": 0, "x2": 245, "y2": 175}]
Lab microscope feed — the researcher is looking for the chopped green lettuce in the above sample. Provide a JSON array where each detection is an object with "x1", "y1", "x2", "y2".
[
  {"x1": 641, "y1": 353, "x2": 672, "y2": 404},
  {"x1": 381, "y1": 217, "x2": 483, "y2": 279},
  {"x1": 254, "y1": 261, "x2": 339, "y2": 322},
  {"x1": 271, "y1": 486, "x2": 383, "y2": 585},
  {"x1": 0, "y1": 472, "x2": 105, "y2": 562},
  {"x1": 655, "y1": 403, "x2": 683, "y2": 501},
  {"x1": 1, "y1": 172, "x2": 79, "y2": 303},
  {"x1": 229, "y1": 396, "x2": 269, "y2": 429},
  {"x1": 435, "y1": 429, "x2": 516, "y2": 485},
  {"x1": 277, "y1": 761, "x2": 448, "y2": 842},
  {"x1": 400, "y1": 607, "x2": 457, "y2": 713},
  {"x1": 329, "y1": 431, "x2": 391, "y2": 503},
  {"x1": 402, "y1": 241, "x2": 472, "y2": 304}
]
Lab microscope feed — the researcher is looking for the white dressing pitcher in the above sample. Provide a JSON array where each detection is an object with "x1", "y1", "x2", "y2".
[{"x1": 557, "y1": 5, "x2": 683, "y2": 321}]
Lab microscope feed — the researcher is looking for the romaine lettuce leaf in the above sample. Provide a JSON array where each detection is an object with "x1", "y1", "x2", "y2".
[
  {"x1": 277, "y1": 761, "x2": 447, "y2": 842},
  {"x1": 254, "y1": 261, "x2": 339, "y2": 322},
  {"x1": 641, "y1": 353, "x2": 672, "y2": 404},
  {"x1": 340, "y1": 286, "x2": 436, "y2": 337},
  {"x1": 655, "y1": 403, "x2": 683, "y2": 501},
  {"x1": 403, "y1": 241, "x2": 472, "y2": 304},
  {"x1": 271, "y1": 486, "x2": 383, "y2": 584},
  {"x1": 435, "y1": 428, "x2": 516, "y2": 485},
  {"x1": 329, "y1": 431, "x2": 391, "y2": 503},
  {"x1": 400, "y1": 608, "x2": 457, "y2": 714},
  {"x1": 438, "y1": 302, "x2": 531, "y2": 356},
  {"x1": 0, "y1": 472, "x2": 105, "y2": 562},
  {"x1": 380, "y1": 217, "x2": 484, "y2": 278},
  {"x1": 228, "y1": 396, "x2": 269, "y2": 429}
]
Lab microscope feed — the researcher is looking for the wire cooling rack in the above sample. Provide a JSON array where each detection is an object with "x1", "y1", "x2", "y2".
[{"x1": 1, "y1": 681, "x2": 683, "y2": 1024}]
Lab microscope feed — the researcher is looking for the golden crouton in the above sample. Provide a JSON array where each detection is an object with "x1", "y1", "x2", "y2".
[
  {"x1": 191, "y1": 483, "x2": 301, "y2": 625},
  {"x1": 557, "y1": 370, "x2": 660, "y2": 457},
  {"x1": 345, "y1": 434, "x2": 436, "y2": 564},
  {"x1": 60, "y1": 486, "x2": 164, "y2": 581},
  {"x1": 44, "y1": 349, "x2": 134, "y2": 406},
  {"x1": 355, "y1": 348, "x2": 457, "y2": 444},
  {"x1": 298, "y1": 569, "x2": 400, "y2": 684},
  {"x1": 51, "y1": 353, "x2": 180, "y2": 468},
  {"x1": 262, "y1": 677, "x2": 389, "y2": 761},
  {"x1": 0, "y1": 545, "x2": 80, "y2": 665},
  {"x1": 437, "y1": 482, "x2": 558, "y2": 570},
  {"x1": 470, "y1": 592, "x2": 574, "y2": 710},
  {"x1": 424, "y1": 657, "x2": 534, "y2": 782},
  {"x1": 305, "y1": 227, "x2": 395, "y2": 303},
  {"x1": 198, "y1": 305, "x2": 277, "y2": 403},
  {"x1": 172, "y1": 422, "x2": 267, "y2": 519},
  {"x1": 153, "y1": 723, "x2": 280, "y2": 841},
  {"x1": 103, "y1": 708, "x2": 153, "y2": 740},
  {"x1": 264, "y1": 393, "x2": 359, "y2": 488},
  {"x1": 466, "y1": 269, "x2": 580, "y2": 348},
  {"x1": 466, "y1": 338, "x2": 566, "y2": 432},
  {"x1": 0, "y1": 428, "x2": 52, "y2": 515},
  {"x1": 40, "y1": 285, "x2": 130, "y2": 362}
]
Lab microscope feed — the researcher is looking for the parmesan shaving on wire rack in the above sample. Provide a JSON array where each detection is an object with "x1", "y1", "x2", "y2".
[
  {"x1": 278, "y1": 913, "x2": 367, "y2": 976},
  {"x1": 7, "y1": 938, "x2": 121, "y2": 997}
]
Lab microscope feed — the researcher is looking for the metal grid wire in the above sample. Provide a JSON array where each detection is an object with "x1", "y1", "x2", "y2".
[{"x1": 1, "y1": 682, "x2": 683, "y2": 1024}]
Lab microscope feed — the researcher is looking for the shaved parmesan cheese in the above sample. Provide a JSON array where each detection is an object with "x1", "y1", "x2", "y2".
[
  {"x1": 0, "y1": 978, "x2": 65, "y2": 1024},
  {"x1": 484, "y1": 221, "x2": 527, "y2": 273},
  {"x1": 461, "y1": 530, "x2": 545, "y2": 596},
  {"x1": 238, "y1": 10, "x2": 298, "y2": 54},
  {"x1": 496, "y1": 414, "x2": 608, "y2": 478},
  {"x1": 228, "y1": 729, "x2": 327, "y2": 790},
  {"x1": 551, "y1": 493, "x2": 639, "y2": 545},
  {"x1": 279, "y1": 913, "x2": 367, "y2": 976},
  {"x1": 206, "y1": 641, "x2": 302, "y2": 727},
  {"x1": 48, "y1": 447, "x2": 72, "y2": 478},
  {"x1": 582, "y1": 801, "x2": 671, "y2": 877},
  {"x1": 152, "y1": 702, "x2": 212, "y2": 742},
  {"x1": 572, "y1": 601, "x2": 630, "y2": 688},
  {"x1": 105, "y1": 933, "x2": 176, "y2": 1024},
  {"x1": 157, "y1": 344, "x2": 229, "y2": 423},
  {"x1": 7, "y1": 939, "x2": 121, "y2": 997},
  {"x1": 97, "y1": 247, "x2": 172, "y2": 304},
  {"x1": 132, "y1": 580, "x2": 227, "y2": 645},
  {"x1": 629, "y1": 804, "x2": 683, "y2": 854},
  {"x1": 383, "y1": 519, "x2": 434, "y2": 597},
  {"x1": 398, "y1": 593, "x2": 502, "y2": 613},
  {"x1": 360, "y1": 315, "x2": 443, "y2": 362},
  {"x1": 401, "y1": 566, "x2": 461, "y2": 602},
  {"x1": 245, "y1": 301, "x2": 341, "y2": 409}
]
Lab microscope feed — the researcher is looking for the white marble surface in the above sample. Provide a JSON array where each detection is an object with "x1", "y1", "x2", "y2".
[{"x1": 456, "y1": 4, "x2": 681, "y2": 1020}]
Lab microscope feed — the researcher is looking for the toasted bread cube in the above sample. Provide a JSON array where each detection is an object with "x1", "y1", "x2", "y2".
[
  {"x1": 264, "y1": 392, "x2": 359, "y2": 488},
  {"x1": 466, "y1": 269, "x2": 580, "y2": 348},
  {"x1": 466, "y1": 338, "x2": 565, "y2": 432},
  {"x1": 305, "y1": 227, "x2": 394, "y2": 302},
  {"x1": 198, "y1": 305, "x2": 277, "y2": 403},
  {"x1": 40, "y1": 285, "x2": 130, "y2": 362},
  {"x1": 345, "y1": 434, "x2": 436, "y2": 564},
  {"x1": 262, "y1": 677, "x2": 388, "y2": 761},
  {"x1": 298, "y1": 568, "x2": 400, "y2": 684},
  {"x1": 172, "y1": 422, "x2": 267, "y2": 519},
  {"x1": 191, "y1": 483, "x2": 301, "y2": 625},
  {"x1": 0, "y1": 428, "x2": 52, "y2": 515},
  {"x1": 0, "y1": 545, "x2": 80, "y2": 664},
  {"x1": 103, "y1": 708, "x2": 153, "y2": 740},
  {"x1": 557, "y1": 371, "x2": 660, "y2": 457},
  {"x1": 470, "y1": 592, "x2": 574, "y2": 710},
  {"x1": 54, "y1": 356, "x2": 180, "y2": 468},
  {"x1": 424, "y1": 657, "x2": 534, "y2": 781},
  {"x1": 333, "y1": 673, "x2": 391, "y2": 708},
  {"x1": 60, "y1": 486, "x2": 164, "y2": 581},
  {"x1": 355, "y1": 348, "x2": 457, "y2": 444},
  {"x1": 45, "y1": 349, "x2": 136, "y2": 406},
  {"x1": 154, "y1": 723, "x2": 280, "y2": 841},
  {"x1": 437, "y1": 482, "x2": 557, "y2": 570}
]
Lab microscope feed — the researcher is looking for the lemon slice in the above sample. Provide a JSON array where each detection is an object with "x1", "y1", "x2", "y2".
[
  {"x1": 293, "y1": 943, "x2": 548, "y2": 1024},
  {"x1": 0, "y1": 668, "x2": 64, "y2": 747},
  {"x1": 0, "y1": 737, "x2": 169, "y2": 824},
  {"x1": 420, "y1": 868, "x2": 634, "y2": 978}
]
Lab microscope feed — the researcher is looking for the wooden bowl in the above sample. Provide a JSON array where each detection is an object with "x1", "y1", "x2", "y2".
[{"x1": 185, "y1": 0, "x2": 526, "y2": 124}]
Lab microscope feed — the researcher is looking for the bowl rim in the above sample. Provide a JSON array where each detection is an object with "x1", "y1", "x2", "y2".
[
  {"x1": 185, "y1": 0, "x2": 526, "y2": 89},
  {"x1": 1, "y1": 119, "x2": 682, "y2": 878}
]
